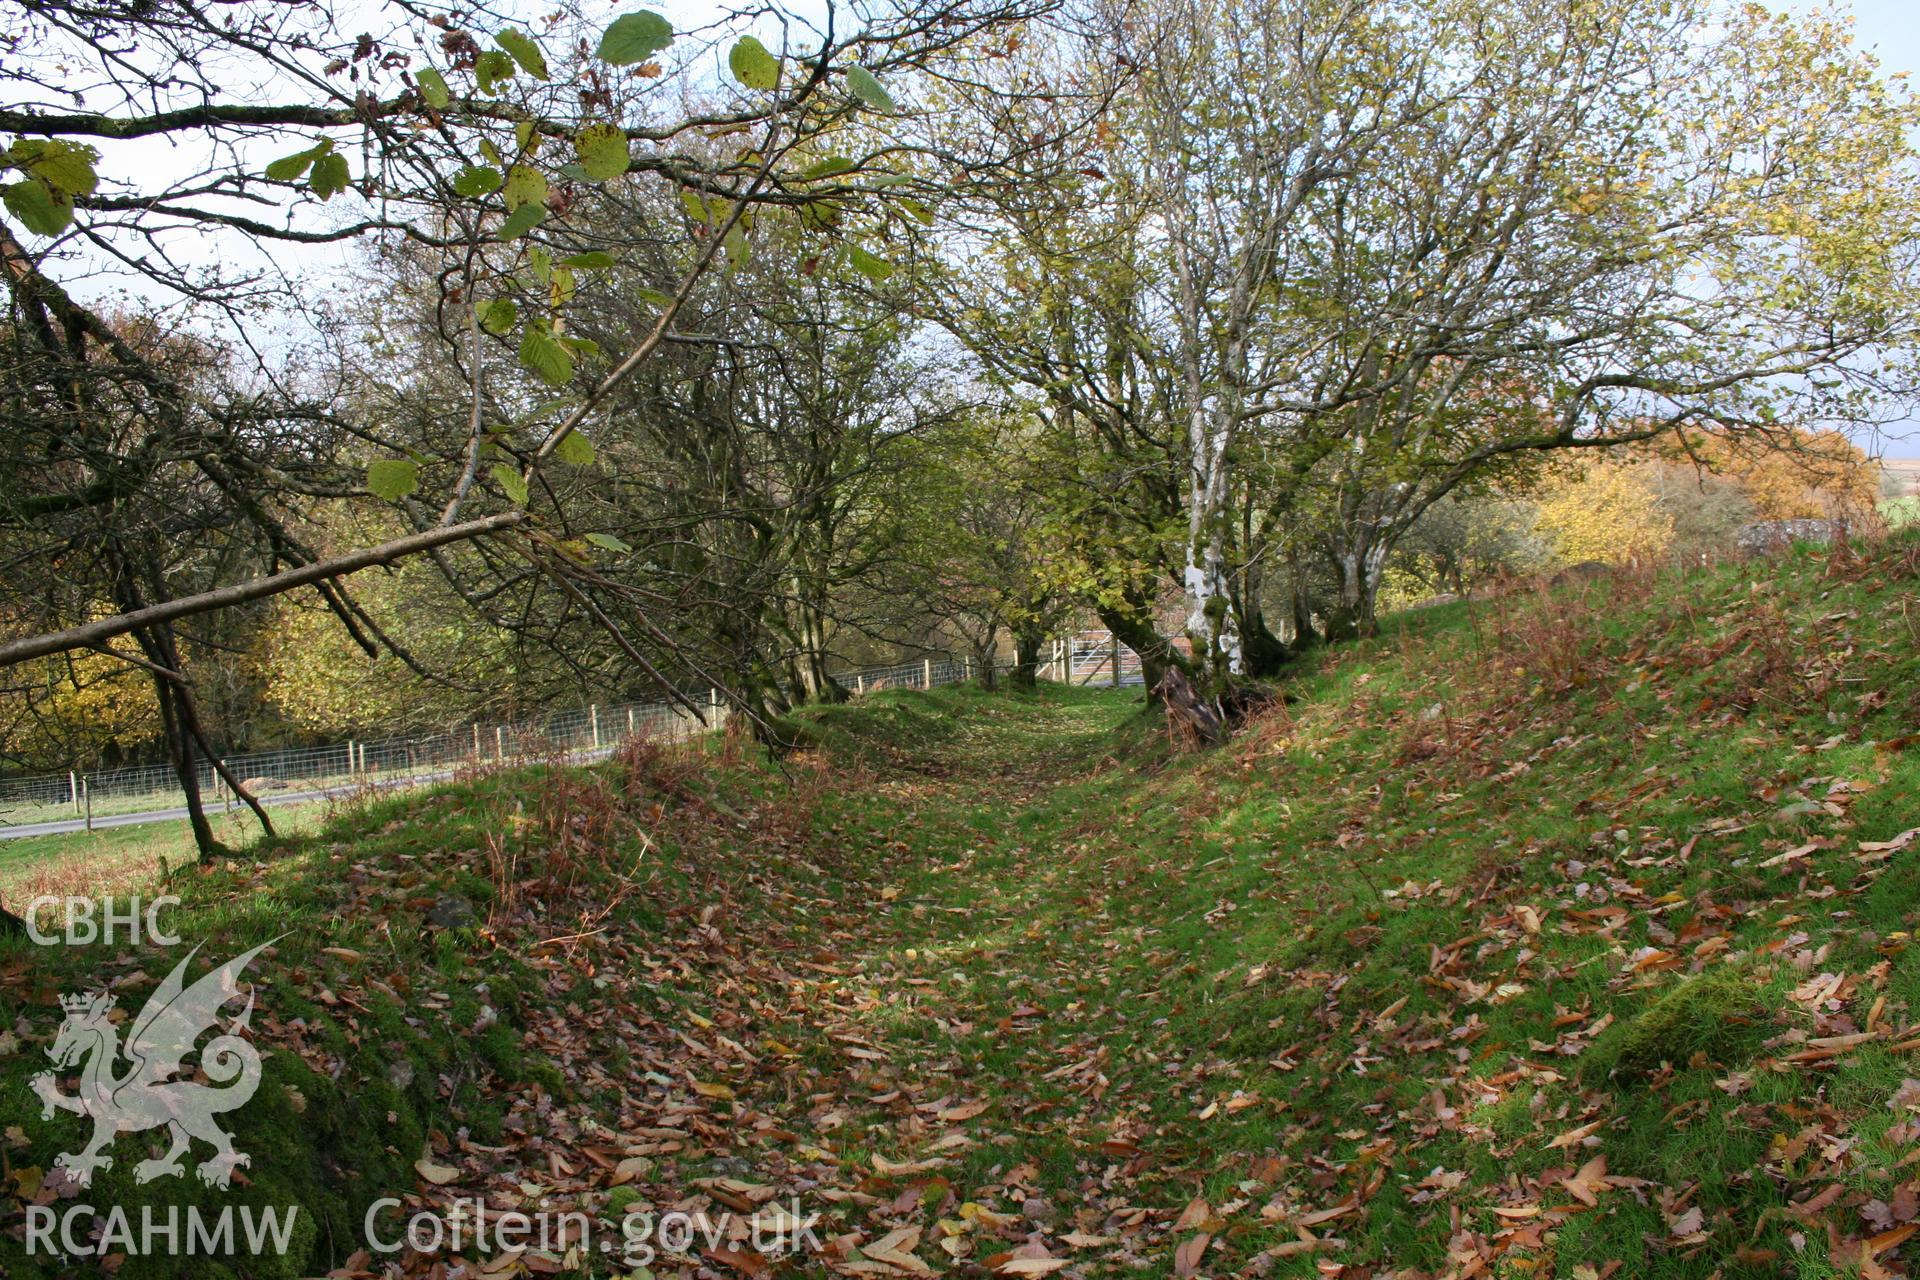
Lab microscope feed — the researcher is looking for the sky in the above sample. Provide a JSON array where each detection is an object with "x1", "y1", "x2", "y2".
[{"x1": 1828, "y1": 0, "x2": 1919, "y2": 78}]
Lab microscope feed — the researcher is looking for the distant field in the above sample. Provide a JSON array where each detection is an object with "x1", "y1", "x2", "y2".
[
  {"x1": 0, "y1": 805, "x2": 325, "y2": 905},
  {"x1": 1884, "y1": 456, "x2": 1920, "y2": 498}
]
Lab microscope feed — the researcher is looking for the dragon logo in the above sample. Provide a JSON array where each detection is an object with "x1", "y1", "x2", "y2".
[{"x1": 29, "y1": 939, "x2": 280, "y2": 1190}]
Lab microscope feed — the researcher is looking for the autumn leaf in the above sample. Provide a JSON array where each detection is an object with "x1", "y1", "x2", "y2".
[
  {"x1": 415, "y1": 1156, "x2": 460, "y2": 1185},
  {"x1": 1173, "y1": 1232, "x2": 1210, "y2": 1278}
]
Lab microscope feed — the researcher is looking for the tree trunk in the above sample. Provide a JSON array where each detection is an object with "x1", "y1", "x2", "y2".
[
  {"x1": 1286, "y1": 545, "x2": 1321, "y2": 648},
  {"x1": 1097, "y1": 606, "x2": 1185, "y2": 699},
  {"x1": 974, "y1": 647, "x2": 999, "y2": 690},
  {"x1": 102, "y1": 549, "x2": 226, "y2": 862},
  {"x1": 1324, "y1": 537, "x2": 1391, "y2": 642},
  {"x1": 1010, "y1": 625, "x2": 1045, "y2": 689},
  {"x1": 149, "y1": 658, "x2": 222, "y2": 860},
  {"x1": 1182, "y1": 400, "x2": 1243, "y2": 694},
  {"x1": 174, "y1": 676, "x2": 274, "y2": 839},
  {"x1": 1233, "y1": 588, "x2": 1291, "y2": 678},
  {"x1": 792, "y1": 599, "x2": 848, "y2": 704},
  {"x1": 118, "y1": 614, "x2": 224, "y2": 862},
  {"x1": 1154, "y1": 664, "x2": 1226, "y2": 745}
]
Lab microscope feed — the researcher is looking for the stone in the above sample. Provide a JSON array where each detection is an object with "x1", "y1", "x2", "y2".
[
  {"x1": 424, "y1": 894, "x2": 478, "y2": 929},
  {"x1": 1735, "y1": 518, "x2": 1843, "y2": 556}
]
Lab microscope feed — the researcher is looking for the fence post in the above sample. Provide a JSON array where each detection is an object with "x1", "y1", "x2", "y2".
[
  {"x1": 347, "y1": 740, "x2": 357, "y2": 778},
  {"x1": 83, "y1": 778, "x2": 92, "y2": 833},
  {"x1": 590, "y1": 704, "x2": 600, "y2": 750},
  {"x1": 70, "y1": 770, "x2": 79, "y2": 814},
  {"x1": 472, "y1": 723, "x2": 481, "y2": 760},
  {"x1": 495, "y1": 725, "x2": 505, "y2": 763},
  {"x1": 857, "y1": 673, "x2": 865, "y2": 696},
  {"x1": 1111, "y1": 635, "x2": 1121, "y2": 688},
  {"x1": 924, "y1": 658, "x2": 933, "y2": 689},
  {"x1": 627, "y1": 706, "x2": 635, "y2": 739}
]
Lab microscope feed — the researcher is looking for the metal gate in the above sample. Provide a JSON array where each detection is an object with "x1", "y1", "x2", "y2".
[{"x1": 1061, "y1": 631, "x2": 1146, "y2": 687}]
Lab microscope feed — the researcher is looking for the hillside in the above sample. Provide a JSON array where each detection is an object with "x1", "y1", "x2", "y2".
[{"x1": 5, "y1": 536, "x2": 1920, "y2": 1279}]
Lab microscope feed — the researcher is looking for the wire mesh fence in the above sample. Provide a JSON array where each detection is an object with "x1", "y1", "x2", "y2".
[{"x1": 0, "y1": 635, "x2": 1147, "y2": 832}]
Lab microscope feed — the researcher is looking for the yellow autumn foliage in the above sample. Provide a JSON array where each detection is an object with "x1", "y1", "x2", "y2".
[
  {"x1": 1532, "y1": 461, "x2": 1676, "y2": 567},
  {"x1": 0, "y1": 649, "x2": 161, "y2": 766}
]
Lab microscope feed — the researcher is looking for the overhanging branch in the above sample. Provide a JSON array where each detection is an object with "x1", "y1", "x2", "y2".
[{"x1": 0, "y1": 512, "x2": 527, "y2": 668}]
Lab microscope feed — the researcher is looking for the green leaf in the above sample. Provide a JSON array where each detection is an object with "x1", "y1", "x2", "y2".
[
  {"x1": 265, "y1": 143, "x2": 327, "y2": 182},
  {"x1": 415, "y1": 67, "x2": 451, "y2": 108},
  {"x1": 474, "y1": 50, "x2": 516, "y2": 95},
  {"x1": 553, "y1": 431, "x2": 597, "y2": 465},
  {"x1": 848, "y1": 245, "x2": 895, "y2": 282},
  {"x1": 560, "y1": 250, "x2": 616, "y2": 270},
  {"x1": 12, "y1": 139, "x2": 99, "y2": 195},
  {"x1": 799, "y1": 155, "x2": 857, "y2": 181},
  {"x1": 723, "y1": 222, "x2": 750, "y2": 268},
  {"x1": 502, "y1": 164, "x2": 548, "y2": 211},
  {"x1": 2, "y1": 179, "x2": 71, "y2": 236},
  {"x1": 899, "y1": 196, "x2": 935, "y2": 226},
  {"x1": 452, "y1": 165, "x2": 503, "y2": 197},
  {"x1": 366, "y1": 458, "x2": 420, "y2": 501},
  {"x1": 475, "y1": 297, "x2": 518, "y2": 335},
  {"x1": 573, "y1": 124, "x2": 630, "y2": 181},
  {"x1": 514, "y1": 120, "x2": 540, "y2": 155},
  {"x1": 518, "y1": 321, "x2": 575, "y2": 387},
  {"x1": 309, "y1": 152, "x2": 351, "y2": 200},
  {"x1": 499, "y1": 202, "x2": 546, "y2": 240},
  {"x1": 586, "y1": 532, "x2": 633, "y2": 553},
  {"x1": 598, "y1": 11, "x2": 673, "y2": 65},
  {"x1": 728, "y1": 36, "x2": 780, "y2": 91},
  {"x1": 496, "y1": 28, "x2": 548, "y2": 80},
  {"x1": 491, "y1": 461, "x2": 530, "y2": 506},
  {"x1": 845, "y1": 65, "x2": 896, "y2": 113}
]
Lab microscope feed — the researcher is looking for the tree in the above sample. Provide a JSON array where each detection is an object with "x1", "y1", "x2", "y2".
[
  {"x1": 1283, "y1": 0, "x2": 1920, "y2": 636},
  {"x1": 925, "y1": 0, "x2": 1920, "y2": 741},
  {"x1": 0, "y1": 0, "x2": 1053, "y2": 934},
  {"x1": 898, "y1": 409, "x2": 1072, "y2": 688},
  {"x1": 1533, "y1": 460, "x2": 1676, "y2": 567}
]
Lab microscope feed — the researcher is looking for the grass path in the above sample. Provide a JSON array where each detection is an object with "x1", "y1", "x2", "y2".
[{"x1": 764, "y1": 544, "x2": 1920, "y2": 1279}]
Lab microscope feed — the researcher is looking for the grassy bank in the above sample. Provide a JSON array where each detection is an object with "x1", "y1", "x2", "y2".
[{"x1": 5, "y1": 536, "x2": 1920, "y2": 1278}]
